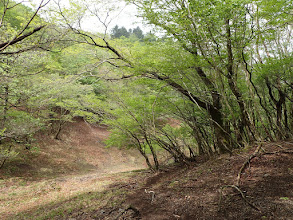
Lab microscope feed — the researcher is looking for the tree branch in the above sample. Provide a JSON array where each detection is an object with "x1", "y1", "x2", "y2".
[{"x1": 0, "y1": 25, "x2": 46, "y2": 51}]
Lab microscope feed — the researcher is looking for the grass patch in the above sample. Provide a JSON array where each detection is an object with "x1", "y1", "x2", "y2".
[
  {"x1": 2, "y1": 170, "x2": 147, "y2": 220},
  {"x1": 11, "y1": 184, "x2": 129, "y2": 220}
]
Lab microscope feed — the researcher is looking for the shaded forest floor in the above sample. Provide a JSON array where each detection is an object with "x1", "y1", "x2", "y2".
[{"x1": 1, "y1": 120, "x2": 293, "y2": 219}]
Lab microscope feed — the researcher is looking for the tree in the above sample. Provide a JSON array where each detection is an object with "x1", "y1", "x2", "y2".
[
  {"x1": 26, "y1": 74, "x2": 104, "y2": 139},
  {"x1": 122, "y1": 0, "x2": 293, "y2": 152},
  {"x1": 49, "y1": 0, "x2": 293, "y2": 159},
  {"x1": 0, "y1": 0, "x2": 51, "y2": 54},
  {"x1": 111, "y1": 25, "x2": 144, "y2": 40},
  {"x1": 3, "y1": 0, "x2": 288, "y2": 171},
  {"x1": 104, "y1": 78, "x2": 198, "y2": 170},
  {"x1": 132, "y1": 26, "x2": 144, "y2": 40},
  {"x1": 0, "y1": 0, "x2": 112, "y2": 167},
  {"x1": 111, "y1": 25, "x2": 130, "y2": 38}
]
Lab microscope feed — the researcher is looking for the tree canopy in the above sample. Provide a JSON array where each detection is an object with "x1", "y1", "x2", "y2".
[
  {"x1": 111, "y1": 25, "x2": 144, "y2": 40},
  {"x1": 0, "y1": 0, "x2": 292, "y2": 170}
]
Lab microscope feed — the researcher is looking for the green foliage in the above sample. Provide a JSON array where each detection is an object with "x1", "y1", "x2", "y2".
[
  {"x1": 0, "y1": 0, "x2": 293, "y2": 170},
  {"x1": 255, "y1": 56, "x2": 293, "y2": 81},
  {"x1": 4, "y1": 109, "x2": 43, "y2": 137},
  {"x1": 0, "y1": 0, "x2": 48, "y2": 54},
  {"x1": 0, "y1": 0, "x2": 111, "y2": 142},
  {"x1": 0, "y1": 1, "x2": 40, "y2": 30},
  {"x1": 0, "y1": 145, "x2": 18, "y2": 164},
  {"x1": 24, "y1": 74, "x2": 105, "y2": 124},
  {"x1": 0, "y1": 127, "x2": 18, "y2": 168}
]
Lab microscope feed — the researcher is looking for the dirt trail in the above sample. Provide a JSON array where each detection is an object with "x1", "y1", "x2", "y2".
[
  {"x1": 39, "y1": 117, "x2": 147, "y2": 175},
  {"x1": 1, "y1": 172, "x2": 113, "y2": 219},
  {"x1": 0, "y1": 118, "x2": 147, "y2": 219}
]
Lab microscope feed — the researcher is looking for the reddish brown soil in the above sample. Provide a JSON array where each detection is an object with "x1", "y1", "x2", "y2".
[
  {"x1": 2, "y1": 122, "x2": 293, "y2": 220},
  {"x1": 0, "y1": 118, "x2": 147, "y2": 219},
  {"x1": 76, "y1": 141, "x2": 293, "y2": 220},
  {"x1": 0, "y1": 117, "x2": 146, "y2": 179}
]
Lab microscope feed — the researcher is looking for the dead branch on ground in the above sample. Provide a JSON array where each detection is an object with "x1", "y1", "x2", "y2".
[
  {"x1": 218, "y1": 185, "x2": 261, "y2": 212},
  {"x1": 236, "y1": 144, "x2": 293, "y2": 186},
  {"x1": 220, "y1": 143, "x2": 293, "y2": 213},
  {"x1": 236, "y1": 144, "x2": 263, "y2": 186}
]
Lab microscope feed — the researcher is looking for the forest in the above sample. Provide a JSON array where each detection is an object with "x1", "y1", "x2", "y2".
[{"x1": 0, "y1": 0, "x2": 293, "y2": 219}]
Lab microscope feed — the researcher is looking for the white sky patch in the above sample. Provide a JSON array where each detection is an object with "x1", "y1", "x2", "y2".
[
  {"x1": 20, "y1": 0, "x2": 149, "y2": 34},
  {"x1": 81, "y1": 2, "x2": 145, "y2": 33}
]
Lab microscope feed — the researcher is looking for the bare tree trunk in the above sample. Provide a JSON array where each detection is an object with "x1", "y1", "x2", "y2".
[
  {"x1": 0, "y1": 145, "x2": 11, "y2": 169},
  {"x1": 209, "y1": 106, "x2": 232, "y2": 154},
  {"x1": 55, "y1": 121, "x2": 66, "y2": 140},
  {"x1": 138, "y1": 146, "x2": 154, "y2": 172},
  {"x1": 225, "y1": 19, "x2": 256, "y2": 143},
  {"x1": 144, "y1": 135, "x2": 159, "y2": 170},
  {"x1": 149, "y1": 144, "x2": 159, "y2": 170},
  {"x1": 2, "y1": 85, "x2": 9, "y2": 126},
  {"x1": 265, "y1": 77, "x2": 286, "y2": 139}
]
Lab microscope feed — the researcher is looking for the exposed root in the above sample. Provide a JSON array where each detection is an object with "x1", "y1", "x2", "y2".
[
  {"x1": 262, "y1": 150, "x2": 293, "y2": 155},
  {"x1": 237, "y1": 144, "x2": 293, "y2": 186},
  {"x1": 236, "y1": 144, "x2": 263, "y2": 186},
  {"x1": 218, "y1": 185, "x2": 261, "y2": 212}
]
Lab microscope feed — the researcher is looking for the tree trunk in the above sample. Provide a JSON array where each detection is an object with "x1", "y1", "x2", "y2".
[
  {"x1": 138, "y1": 146, "x2": 154, "y2": 172},
  {"x1": 209, "y1": 106, "x2": 232, "y2": 154},
  {"x1": 149, "y1": 72, "x2": 233, "y2": 154},
  {"x1": 2, "y1": 85, "x2": 9, "y2": 126},
  {"x1": 55, "y1": 121, "x2": 66, "y2": 140},
  {"x1": 276, "y1": 90, "x2": 286, "y2": 139},
  {"x1": 144, "y1": 135, "x2": 159, "y2": 170},
  {"x1": 225, "y1": 19, "x2": 256, "y2": 143},
  {"x1": 265, "y1": 77, "x2": 286, "y2": 139}
]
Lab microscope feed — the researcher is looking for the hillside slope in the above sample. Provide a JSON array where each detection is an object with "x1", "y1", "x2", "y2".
[
  {"x1": 12, "y1": 141, "x2": 293, "y2": 220},
  {"x1": 0, "y1": 118, "x2": 147, "y2": 219},
  {"x1": 1, "y1": 117, "x2": 146, "y2": 178}
]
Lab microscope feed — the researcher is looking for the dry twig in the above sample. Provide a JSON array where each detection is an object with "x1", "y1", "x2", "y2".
[
  {"x1": 218, "y1": 185, "x2": 261, "y2": 212},
  {"x1": 236, "y1": 144, "x2": 263, "y2": 186}
]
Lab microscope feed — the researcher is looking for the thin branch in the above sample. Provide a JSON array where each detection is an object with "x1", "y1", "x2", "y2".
[
  {"x1": 0, "y1": 25, "x2": 46, "y2": 51},
  {"x1": 236, "y1": 144, "x2": 263, "y2": 186},
  {"x1": 219, "y1": 185, "x2": 261, "y2": 212},
  {"x1": 0, "y1": 0, "x2": 50, "y2": 51}
]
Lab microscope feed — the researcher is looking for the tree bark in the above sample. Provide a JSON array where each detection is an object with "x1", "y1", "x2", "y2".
[
  {"x1": 225, "y1": 19, "x2": 256, "y2": 142},
  {"x1": 144, "y1": 135, "x2": 159, "y2": 170},
  {"x1": 265, "y1": 77, "x2": 286, "y2": 139},
  {"x1": 148, "y1": 72, "x2": 232, "y2": 153},
  {"x1": 0, "y1": 25, "x2": 46, "y2": 51}
]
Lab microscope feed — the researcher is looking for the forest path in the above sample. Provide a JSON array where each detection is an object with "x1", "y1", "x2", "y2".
[
  {"x1": 0, "y1": 169, "x2": 140, "y2": 219},
  {"x1": 0, "y1": 118, "x2": 147, "y2": 219}
]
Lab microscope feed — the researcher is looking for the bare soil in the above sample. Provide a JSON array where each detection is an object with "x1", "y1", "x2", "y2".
[
  {"x1": 1, "y1": 120, "x2": 293, "y2": 219},
  {"x1": 0, "y1": 118, "x2": 146, "y2": 219},
  {"x1": 53, "y1": 141, "x2": 293, "y2": 220},
  {"x1": 0, "y1": 117, "x2": 146, "y2": 179}
]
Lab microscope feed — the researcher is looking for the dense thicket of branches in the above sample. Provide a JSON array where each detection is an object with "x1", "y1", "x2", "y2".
[
  {"x1": 104, "y1": 0, "x2": 293, "y2": 169},
  {"x1": 0, "y1": 0, "x2": 292, "y2": 171}
]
